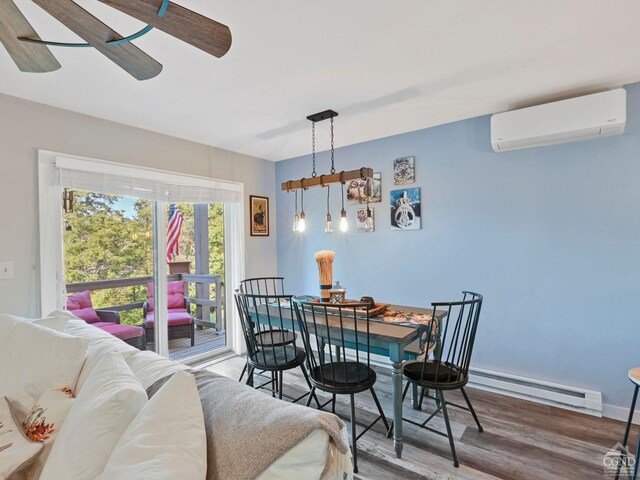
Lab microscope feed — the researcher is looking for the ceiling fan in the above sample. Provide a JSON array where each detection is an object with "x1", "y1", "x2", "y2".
[{"x1": 0, "y1": 0, "x2": 232, "y2": 80}]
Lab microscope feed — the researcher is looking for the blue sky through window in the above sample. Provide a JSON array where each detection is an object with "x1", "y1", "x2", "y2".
[{"x1": 116, "y1": 196, "x2": 138, "y2": 219}]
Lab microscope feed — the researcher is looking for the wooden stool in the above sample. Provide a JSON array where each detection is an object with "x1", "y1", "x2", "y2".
[{"x1": 617, "y1": 368, "x2": 640, "y2": 480}]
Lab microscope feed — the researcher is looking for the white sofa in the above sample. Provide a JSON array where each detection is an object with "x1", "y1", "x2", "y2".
[{"x1": 0, "y1": 313, "x2": 351, "y2": 480}]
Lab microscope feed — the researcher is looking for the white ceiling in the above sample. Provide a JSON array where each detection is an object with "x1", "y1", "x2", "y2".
[{"x1": 2, "y1": 0, "x2": 640, "y2": 161}]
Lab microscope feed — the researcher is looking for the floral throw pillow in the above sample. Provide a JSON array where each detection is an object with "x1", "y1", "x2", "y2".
[
  {"x1": 19, "y1": 387, "x2": 76, "y2": 479},
  {"x1": 0, "y1": 397, "x2": 43, "y2": 479}
]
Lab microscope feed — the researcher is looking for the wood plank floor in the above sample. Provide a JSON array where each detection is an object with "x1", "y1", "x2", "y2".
[
  {"x1": 144, "y1": 328, "x2": 227, "y2": 361},
  {"x1": 206, "y1": 356, "x2": 637, "y2": 480}
]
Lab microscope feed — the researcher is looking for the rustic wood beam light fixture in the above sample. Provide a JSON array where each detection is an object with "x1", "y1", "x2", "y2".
[
  {"x1": 282, "y1": 109, "x2": 373, "y2": 233},
  {"x1": 281, "y1": 110, "x2": 374, "y2": 192}
]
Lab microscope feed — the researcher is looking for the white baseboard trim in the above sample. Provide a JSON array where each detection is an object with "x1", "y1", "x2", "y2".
[{"x1": 603, "y1": 403, "x2": 640, "y2": 425}]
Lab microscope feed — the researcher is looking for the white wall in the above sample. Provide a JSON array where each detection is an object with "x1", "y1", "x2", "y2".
[{"x1": 0, "y1": 93, "x2": 277, "y2": 317}]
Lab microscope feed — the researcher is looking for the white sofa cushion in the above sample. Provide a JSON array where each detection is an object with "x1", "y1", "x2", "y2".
[
  {"x1": 62, "y1": 319, "x2": 138, "y2": 393},
  {"x1": 100, "y1": 371, "x2": 207, "y2": 480},
  {"x1": 0, "y1": 321, "x2": 89, "y2": 419},
  {"x1": 39, "y1": 353, "x2": 147, "y2": 480},
  {"x1": 125, "y1": 350, "x2": 189, "y2": 390},
  {"x1": 0, "y1": 397, "x2": 43, "y2": 479}
]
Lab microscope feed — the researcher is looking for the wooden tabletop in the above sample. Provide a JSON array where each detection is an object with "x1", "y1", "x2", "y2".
[{"x1": 255, "y1": 302, "x2": 448, "y2": 346}]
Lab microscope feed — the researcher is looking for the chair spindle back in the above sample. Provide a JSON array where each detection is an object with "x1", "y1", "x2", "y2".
[
  {"x1": 235, "y1": 291, "x2": 297, "y2": 367},
  {"x1": 293, "y1": 299, "x2": 372, "y2": 390},
  {"x1": 421, "y1": 291, "x2": 483, "y2": 384}
]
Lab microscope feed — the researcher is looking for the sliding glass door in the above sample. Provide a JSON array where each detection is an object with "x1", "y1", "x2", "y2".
[{"x1": 38, "y1": 151, "x2": 244, "y2": 363}]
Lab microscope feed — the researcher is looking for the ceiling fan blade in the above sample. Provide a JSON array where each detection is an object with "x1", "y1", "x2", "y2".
[
  {"x1": 31, "y1": 0, "x2": 162, "y2": 80},
  {"x1": 0, "y1": 0, "x2": 60, "y2": 72},
  {"x1": 98, "y1": 0, "x2": 231, "y2": 58}
]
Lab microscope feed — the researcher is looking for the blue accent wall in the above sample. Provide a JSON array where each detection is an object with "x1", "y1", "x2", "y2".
[{"x1": 276, "y1": 83, "x2": 640, "y2": 410}]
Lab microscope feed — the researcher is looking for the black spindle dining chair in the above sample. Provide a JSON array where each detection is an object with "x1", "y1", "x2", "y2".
[
  {"x1": 237, "y1": 277, "x2": 297, "y2": 381},
  {"x1": 387, "y1": 291, "x2": 484, "y2": 468},
  {"x1": 293, "y1": 298, "x2": 389, "y2": 474},
  {"x1": 234, "y1": 291, "x2": 316, "y2": 404}
]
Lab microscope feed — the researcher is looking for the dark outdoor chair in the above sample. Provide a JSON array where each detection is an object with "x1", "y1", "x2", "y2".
[
  {"x1": 237, "y1": 277, "x2": 297, "y2": 381},
  {"x1": 143, "y1": 280, "x2": 195, "y2": 347},
  {"x1": 292, "y1": 298, "x2": 389, "y2": 474},
  {"x1": 234, "y1": 291, "x2": 316, "y2": 405},
  {"x1": 67, "y1": 290, "x2": 146, "y2": 350},
  {"x1": 387, "y1": 291, "x2": 484, "y2": 468}
]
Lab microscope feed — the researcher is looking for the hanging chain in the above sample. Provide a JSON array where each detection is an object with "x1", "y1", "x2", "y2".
[
  {"x1": 311, "y1": 122, "x2": 317, "y2": 177},
  {"x1": 330, "y1": 117, "x2": 336, "y2": 174}
]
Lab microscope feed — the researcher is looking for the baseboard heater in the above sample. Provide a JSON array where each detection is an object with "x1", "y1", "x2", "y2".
[
  {"x1": 329, "y1": 347, "x2": 603, "y2": 417},
  {"x1": 364, "y1": 352, "x2": 603, "y2": 417},
  {"x1": 468, "y1": 367, "x2": 603, "y2": 417}
]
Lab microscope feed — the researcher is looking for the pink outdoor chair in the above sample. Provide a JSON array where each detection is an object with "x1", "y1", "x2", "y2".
[
  {"x1": 66, "y1": 290, "x2": 146, "y2": 350},
  {"x1": 143, "y1": 281, "x2": 195, "y2": 346}
]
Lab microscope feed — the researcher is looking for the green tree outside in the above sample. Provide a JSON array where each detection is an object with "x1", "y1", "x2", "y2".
[{"x1": 64, "y1": 192, "x2": 225, "y2": 326}]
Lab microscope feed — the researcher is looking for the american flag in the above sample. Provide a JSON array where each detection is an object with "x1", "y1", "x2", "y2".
[{"x1": 166, "y1": 204, "x2": 184, "y2": 262}]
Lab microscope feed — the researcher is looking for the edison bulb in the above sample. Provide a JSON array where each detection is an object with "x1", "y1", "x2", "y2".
[
  {"x1": 325, "y1": 214, "x2": 333, "y2": 233},
  {"x1": 339, "y1": 214, "x2": 348, "y2": 232}
]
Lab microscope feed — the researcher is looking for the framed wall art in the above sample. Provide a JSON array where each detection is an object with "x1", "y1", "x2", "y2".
[
  {"x1": 393, "y1": 156, "x2": 415, "y2": 185},
  {"x1": 249, "y1": 195, "x2": 269, "y2": 236},
  {"x1": 347, "y1": 172, "x2": 382, "y2": 204},
  {"x1": 390, "y1": 187, "x2": 421, "y2": 230}
]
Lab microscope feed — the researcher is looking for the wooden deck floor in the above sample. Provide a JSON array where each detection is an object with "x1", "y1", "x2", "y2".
[
  {"x1": 206, "y1": 355, "x2": 636, "y2": 480},
  {"x1": 144, "y1": 328, "x2": 227, "y2": 361}
]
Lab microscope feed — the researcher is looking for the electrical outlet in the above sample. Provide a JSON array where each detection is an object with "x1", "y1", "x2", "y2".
[{"x1": 0, "y1": 261, "x2": 14, "y2": 280}]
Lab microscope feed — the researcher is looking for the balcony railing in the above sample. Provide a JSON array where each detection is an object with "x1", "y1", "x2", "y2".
[{"x1": 66, "y1": 273, "x2": 224, "y2": 331}]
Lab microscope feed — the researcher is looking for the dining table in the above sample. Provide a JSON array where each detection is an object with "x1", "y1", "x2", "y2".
[{"x1": 253, "y1": 298, "x2": 448, "y2": 459}]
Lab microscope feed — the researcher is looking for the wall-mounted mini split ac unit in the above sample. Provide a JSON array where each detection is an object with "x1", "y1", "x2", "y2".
[{"x1": 491, "y1": 88, "x2": 626, "y2": 152}]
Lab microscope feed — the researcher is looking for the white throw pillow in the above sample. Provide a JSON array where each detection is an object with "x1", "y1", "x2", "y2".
[
  {"x1": 75, "y1": 343, "x2": 135, "y2": 394},
  {"x1": 0, "y1": 315, "x2": 20, "y2": 352},
  {"x1": 21, "y1": 387, "x2": 76, "y2": 479},
  {"x1": 125, "y1": 350, "x2": 189, "y2": 390},
  {"x1": 0, "y1": 313, "x2": 69, "y2": 333},
  {"x1": 0, "y1": 322, "x2": 88, "y2": 419},
  {"x1": 100, "y1": 371, "x2": 206, "y2": 480},
  {"x1": 0, "y1": 397, "x2": 43, "y2": 479},
  {"x1": 0, "y1": 314, "x2": 68, "y2": 354},
  {"x1": 39, "y1": 353, "x2": 147, "y2": 480}
]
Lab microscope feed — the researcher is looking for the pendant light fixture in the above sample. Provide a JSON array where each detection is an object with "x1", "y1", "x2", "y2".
[
  {"x1": 365, "y1": 205, "x2": 374, "y2": 232},
  {"x1": 364, "y1": 178, "x2": 374, "y2": 232},
  {"x1": 298, "y1": 187, "x2": 307, "y2": 232},
  {"x1": 292, "y1": 189, "x2": 300, "y2": 232},
  {"x1": 324, "y1": 185, "x2": 333, "y2": 233},
  {"x1": 339, "y1": 178, "x2": 348, "y2": 232},
  {"x1": 282, "y1": 109, "x2": 373, "y2": 234}
]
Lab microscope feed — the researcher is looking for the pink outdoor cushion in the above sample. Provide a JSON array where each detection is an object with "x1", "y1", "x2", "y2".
[
  {"x1": 66, "y1": 290, "x2": 101, "y2": 324},
  {"x1": 94, "y1": 322, "x2": 144, "y2": 341},
  {"x1": 146, "y1": 281, "x2": 185, "y2": 312},
  {"x1": 144, "y1": 309, "x2": 192, "y2": 328}
]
